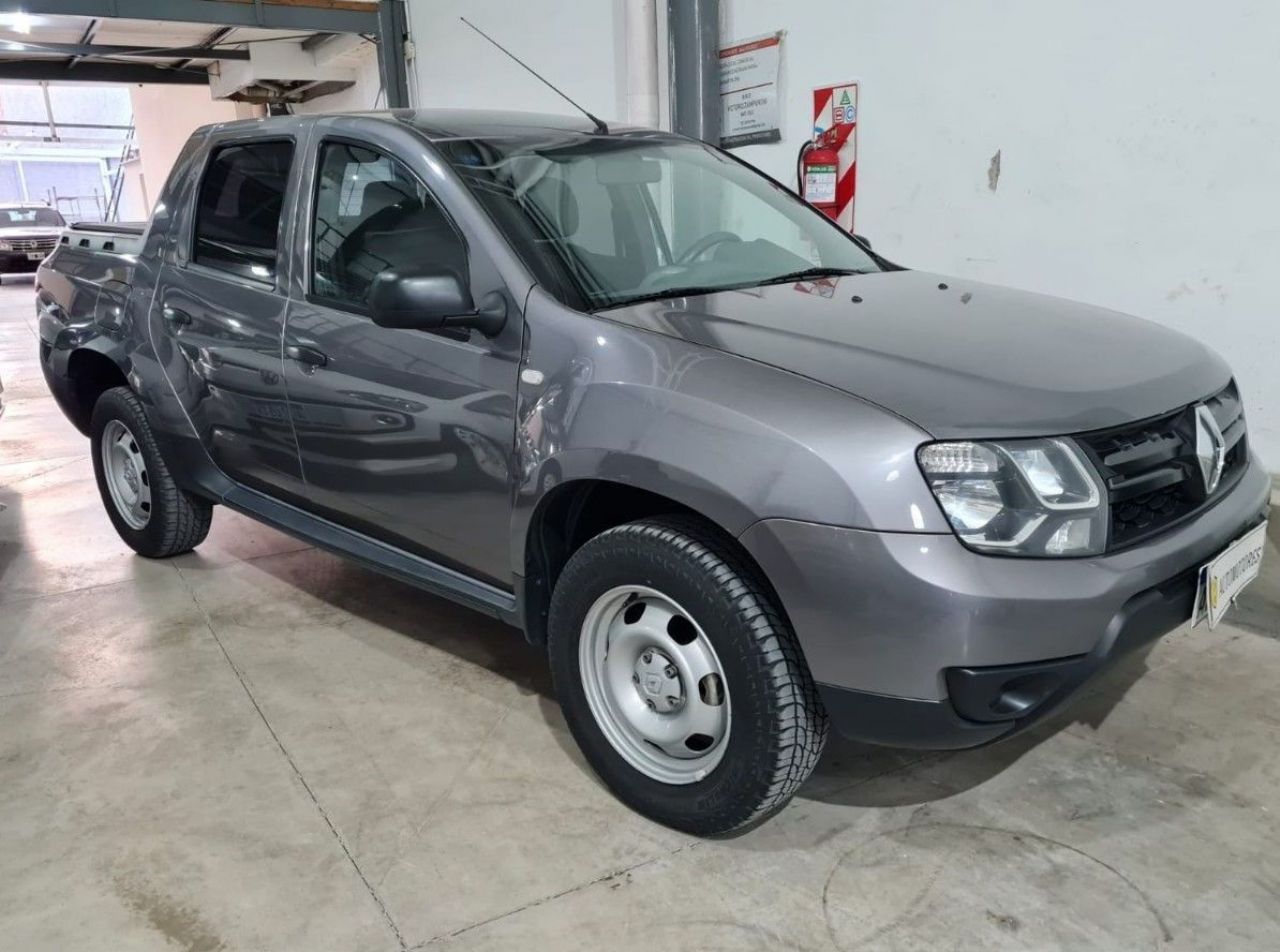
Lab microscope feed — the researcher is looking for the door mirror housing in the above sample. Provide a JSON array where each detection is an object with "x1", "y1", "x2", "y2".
[
  {"x1": 368, "y1": 267, "x2": 507, "y2": 336},
  {"x1": 852, "y1": 233, "x2": 873, "y2": 252}
]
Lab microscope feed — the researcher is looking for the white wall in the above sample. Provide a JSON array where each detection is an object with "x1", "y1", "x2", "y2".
[
  {"x1": 291, "y1": 40, "x2": 384, "y2": 113},
  {"x1": 298, "y1": 3, "x2": 627, "y2": 117},
  {"x1": 115, "y1": 156, "x2": 147, "y2": 221},
  {"x1": 722, "y1": 0, "x2": 1280, "y2": 466},
  {"x1": 129, "y1": 85, "x2": 249, "y2": 214},
  {"x1": 301, "y1": 0, "x2": 1279, "y2": 466},
  {"x1": 403, "y1": 0, "x2": 627, "y2": 120}
]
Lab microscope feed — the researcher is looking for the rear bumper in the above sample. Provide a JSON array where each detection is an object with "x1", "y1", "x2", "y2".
[
  {"x1": 739, "y1": 454, "x2": 1272, "y2": 749},
  {"x1": 38, "y1": 331, "x2": 86, "y2": 433}
]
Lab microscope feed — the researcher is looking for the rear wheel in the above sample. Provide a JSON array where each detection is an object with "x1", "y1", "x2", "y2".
[
  {"x1": 548, "y1": 516, "x2": 827, "y2": 836},
  {"x1": 91, "y1": 386, "x2": 212, "y2": 557}
]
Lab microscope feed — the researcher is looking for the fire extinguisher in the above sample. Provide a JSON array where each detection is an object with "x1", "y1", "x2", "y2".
[{"x1": 797, "y1": 127, "x2": 840, "y2": 221}]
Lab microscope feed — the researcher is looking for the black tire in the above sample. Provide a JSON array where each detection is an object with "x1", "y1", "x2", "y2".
[
  {"x1": 90, "y1": 386, "x2": 212, "y2": 558},
  {"x1": 548, "y1": 516, "x2": 828, "y2": 836}
]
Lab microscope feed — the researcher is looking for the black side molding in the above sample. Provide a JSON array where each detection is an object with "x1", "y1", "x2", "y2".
[
  {"x1": 817, "y1": 682, "x2": 1012, "y2": 750},
  {"x1": 222, "y1": 484, "x2": 520, "y2": 625}
]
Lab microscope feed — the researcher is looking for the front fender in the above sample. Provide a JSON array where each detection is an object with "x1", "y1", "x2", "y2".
[{"x1": 510, "y1": 288, "x2": 948, "y2": 570}]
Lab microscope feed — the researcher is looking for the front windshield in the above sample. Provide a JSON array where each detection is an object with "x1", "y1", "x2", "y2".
[
  {"x1": 444, "y1": 135, "x2": 880, "y2": 310},
  {"x1": 0, "y1": 207, "x2": 64, "y2": 227}
]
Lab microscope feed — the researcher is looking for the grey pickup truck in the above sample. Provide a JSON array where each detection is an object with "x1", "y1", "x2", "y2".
[{"x1": 37, "y1": 110, "x2": 1269, "y2": 835}]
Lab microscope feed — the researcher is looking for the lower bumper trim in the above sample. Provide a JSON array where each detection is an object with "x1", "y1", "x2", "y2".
[{"x1": 816, "y1": 682, "x2": 1013, "y2": 750}]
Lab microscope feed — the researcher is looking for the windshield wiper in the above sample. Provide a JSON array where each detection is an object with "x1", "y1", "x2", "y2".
[
  {"x1": 597, "y1": 268, "x2": 876, "y2": 310},
  {"x1": 596, "y1": 284, "x2": 748, "y2": 310},
  {"x1": 754, "y1": 266, "x2": 874, "y2": 287}
]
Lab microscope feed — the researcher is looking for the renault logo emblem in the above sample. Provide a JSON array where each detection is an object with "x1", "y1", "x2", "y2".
[{"x1": 1194, "y1": 405, "x2": 1226, "y2": 494}]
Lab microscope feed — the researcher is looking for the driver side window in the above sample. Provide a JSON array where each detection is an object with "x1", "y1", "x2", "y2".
[{"x1": 312, "y1": 141, "x2": 466, "y2": 309}]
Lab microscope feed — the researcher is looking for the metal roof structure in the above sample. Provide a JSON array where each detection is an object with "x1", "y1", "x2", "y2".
[{"x1": 0, "y1": 1, "x2": 407, "y2": 106}]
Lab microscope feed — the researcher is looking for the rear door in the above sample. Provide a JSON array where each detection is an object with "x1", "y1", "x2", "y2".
[
  {"x1": 281, "y1": 125, "x2": 522, "y2": 586},
  {"x1": 148, "y1": 130, "x2": 308, "y2": 502}
]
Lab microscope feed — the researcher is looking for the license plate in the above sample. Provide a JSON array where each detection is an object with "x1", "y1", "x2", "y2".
[
  {"x1": 26, "y1": 252, "x2": 43, "y2": 261},
  {"x1": 1192, "y1": 522, "x2": 1267, "y2": 629}
]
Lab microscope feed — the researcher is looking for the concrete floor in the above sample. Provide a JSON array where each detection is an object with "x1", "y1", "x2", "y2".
[{"x1": 1, "y1": 276, "x2": 1279, "y2": 952}]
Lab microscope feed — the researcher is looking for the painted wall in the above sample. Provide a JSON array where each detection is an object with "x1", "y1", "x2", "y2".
[
  {"x1": 115, "y1": 156, "x2": 147, "y2": 221},
  {"x1": 722, "y1": 0, "x2": 1280, "y2": 465},
  {"x1": 128, "y1": 85, "x2": 247, "y2": 213},
  {"x1": 290, "y1": 38, "x2": 383, "y2": 113},
  {"x1": 401, "y1": 0, "x2": 627, "y2": 120},
  {"x1": 302, "y1": 0, "x2": 1278, "y2": 465}
]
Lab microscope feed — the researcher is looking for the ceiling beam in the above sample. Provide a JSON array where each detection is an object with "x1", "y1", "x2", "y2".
[
  {"x1": 173, "y1": 26, "x2": 234, "y2": 71},
  {"x1": 3, "y1": 41, "x2": 251, "y2": 60},
  {"x1": 66, "y1": 16, "x2": 98, "y2": 69},
  {"x1": 0, "y1": 118, "x2": 133, "y2": 129},
  {"x1": 0, "y1": 60, "x2": 208, "y2": 84},
  {"x1": 10, "y1": 0, "x2": 380, "y2": 34}
]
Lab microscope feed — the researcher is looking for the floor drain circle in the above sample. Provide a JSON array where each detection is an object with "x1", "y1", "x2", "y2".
[{"x1": 823, "y1": 823, "x2": 1169, "y2": 950}]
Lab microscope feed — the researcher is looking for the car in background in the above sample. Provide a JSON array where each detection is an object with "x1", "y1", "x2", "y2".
[{"x1": 0, "y1": 204, "x2": 65, "y2": 276}]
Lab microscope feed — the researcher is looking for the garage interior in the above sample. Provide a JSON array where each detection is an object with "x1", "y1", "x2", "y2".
[{"x1": 1, "y1": 1, "x2": 1278, "y2": 950}]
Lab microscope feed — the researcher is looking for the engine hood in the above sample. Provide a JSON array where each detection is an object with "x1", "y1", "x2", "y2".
[
  {"x1": 598, "y1": 270, "x2": 1230, "y2": 439},
  {"x1": 0, "y1": 225, "x2": 62, "y2": 238}
]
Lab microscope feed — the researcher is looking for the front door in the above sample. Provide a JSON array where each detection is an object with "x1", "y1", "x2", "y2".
[
  {"x1": 149, "y1": 135, "x2": 306, "y2": 502},
  {"x1": 282, "y1": 138, "x2": 521, "y2": 586}
]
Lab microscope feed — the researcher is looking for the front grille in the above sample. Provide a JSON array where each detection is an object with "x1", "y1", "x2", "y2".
[
  {"x1": 1077, "y1": 381, "x2": 1247, "y2": 551},
  {"x1": 10, "y1": 237, "x2": 57, "y2": 253}
]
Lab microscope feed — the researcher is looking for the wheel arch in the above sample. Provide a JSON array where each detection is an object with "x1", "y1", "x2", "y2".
[
  {"x1": 62, "y1": 346, "x2": 131, "y2": 434},
  {"x1": 518, "y1": 475, "x2": 780, "y2": 646}
]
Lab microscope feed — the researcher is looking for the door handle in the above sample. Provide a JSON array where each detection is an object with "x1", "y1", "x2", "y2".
[
  {"x1": 162, "y1": 305, "x2": 192, "y2": 328},
  {"x1": 285, "y1": 343, "x2": 328, "y2": 367}
]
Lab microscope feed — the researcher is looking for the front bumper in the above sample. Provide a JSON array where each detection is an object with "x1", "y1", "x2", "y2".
[
  {"x1": 738, "y1": 454, "x2": 1272, "y2": 749},
  {"x1": 0, "y1": 251, "x2": 45, "y2": 273}
]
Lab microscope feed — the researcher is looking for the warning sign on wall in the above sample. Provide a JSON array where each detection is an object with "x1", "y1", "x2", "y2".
[
  {"x1": 812, "y1": 81, "x2": 859, "y2": 231},
  {"x1": 719, "y1": 32, "x2": 783, "y2": 149}
]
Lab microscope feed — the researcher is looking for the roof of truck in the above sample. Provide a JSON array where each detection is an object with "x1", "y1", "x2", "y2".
[{"x1": 203, "y1": 108, "x2": 675, "y2": 143}]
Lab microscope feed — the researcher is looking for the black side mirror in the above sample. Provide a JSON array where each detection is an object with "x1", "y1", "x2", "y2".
[
  {"x1": 852, "y1": 234, "x2": 873, "y2": 252},
  {"x1": 368, "y1": 267, "x2": 507, "y2": 337}
]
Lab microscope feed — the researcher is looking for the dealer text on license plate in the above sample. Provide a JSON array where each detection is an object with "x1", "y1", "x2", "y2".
[{"x1": 1192, "y1": 522, "x2": 1267, "y2": 629}]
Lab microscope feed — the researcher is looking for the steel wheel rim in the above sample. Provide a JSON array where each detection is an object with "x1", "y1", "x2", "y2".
[
  {"x1": 579, "y1": 585, "x2": 730, "y2": 785},
  {"x1": 101, "y1": 419, "x2": 151, "y2": 530}
]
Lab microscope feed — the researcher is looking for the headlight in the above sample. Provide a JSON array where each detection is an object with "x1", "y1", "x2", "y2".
[
  {"x1": 917, "y1": 438, "x2": 1107, "y2": 556},
  {"x1": 0, "y1": 241, "x2": 11, "y2": 251}
]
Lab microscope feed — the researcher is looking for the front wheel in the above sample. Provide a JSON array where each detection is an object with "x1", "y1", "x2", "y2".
[{"x1": 548, "y1": 517, "x2": 828, "y2": 836}]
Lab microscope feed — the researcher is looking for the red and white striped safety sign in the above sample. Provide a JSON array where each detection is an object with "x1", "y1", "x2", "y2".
[{"x1": 812, "y1": 82, "x2": 859, "y2": 231}]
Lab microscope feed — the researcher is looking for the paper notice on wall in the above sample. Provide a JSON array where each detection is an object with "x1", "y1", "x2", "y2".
[{"x1": 719, "y1": 32, "x2": 782, "y2": 149}]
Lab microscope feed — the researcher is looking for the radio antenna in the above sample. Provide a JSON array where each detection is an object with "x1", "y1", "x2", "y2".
[{"x1": 460, "y1": 17, "x2": 609, "y2": 135}]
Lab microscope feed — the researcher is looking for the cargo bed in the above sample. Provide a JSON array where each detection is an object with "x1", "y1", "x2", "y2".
[{"x1": 60, "y1": 220, "x2": 146, "y2": 255}]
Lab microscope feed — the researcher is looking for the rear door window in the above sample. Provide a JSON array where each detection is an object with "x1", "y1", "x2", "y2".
[{"x1": 193, "y1": 140, "x2": 294, "y2": 282}]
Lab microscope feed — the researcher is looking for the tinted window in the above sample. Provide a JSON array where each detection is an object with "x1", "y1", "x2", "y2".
[
  {"x1": 312, "y1": 141, "x2": 466, "y2": 308},
  {"x1": 194, "y1": 140, "x2": 293, "y2": 281}
]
